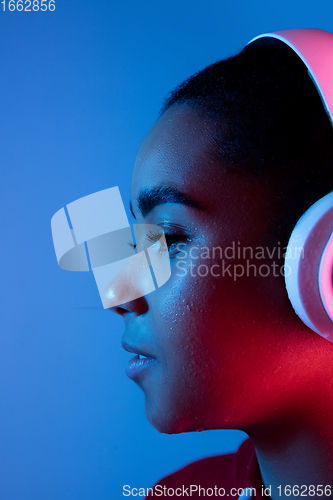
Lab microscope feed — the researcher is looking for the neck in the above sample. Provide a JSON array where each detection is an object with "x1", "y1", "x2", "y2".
[{"x1": 248, "y1": 409, "x2": 333, "y2": 499}]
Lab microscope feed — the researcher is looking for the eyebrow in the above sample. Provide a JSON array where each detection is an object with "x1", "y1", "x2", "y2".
[{"x1": 129, "y1": 186, "x2": 205, "y2": 219}]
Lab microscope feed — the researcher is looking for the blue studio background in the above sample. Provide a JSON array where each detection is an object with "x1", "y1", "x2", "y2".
[{"x1": 1, "y1": 1, "x2": 333, "y2": 499}]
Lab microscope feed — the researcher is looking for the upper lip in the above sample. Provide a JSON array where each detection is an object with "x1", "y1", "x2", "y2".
[{"x1": 121, "y1": 340, "x2": 154, "y2": 358}]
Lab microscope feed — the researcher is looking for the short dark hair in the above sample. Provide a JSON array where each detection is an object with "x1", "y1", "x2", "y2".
[{"x1": 161, "y1": 38, "x2": 333, "y2": 247}]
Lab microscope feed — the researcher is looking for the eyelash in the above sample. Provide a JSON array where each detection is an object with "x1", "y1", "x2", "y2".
[{"x1": 129, "y1": 230, "x2": 190, "y2": 256}]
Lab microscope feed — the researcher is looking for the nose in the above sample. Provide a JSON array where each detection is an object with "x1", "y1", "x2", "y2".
[
  {"x1": 103, "y1": 246, "x2": 155, "y2": 315},
  {"x1": 93, "y1": 225, "x2": 171, "y2": 315},
  {"x1": 110, "y1": 297, "x2": 148, "y2": 318}
]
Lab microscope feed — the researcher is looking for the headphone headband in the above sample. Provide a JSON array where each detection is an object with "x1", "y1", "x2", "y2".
[{"x1": 248, "y1": 29, "x2": 333, "y2": 125}]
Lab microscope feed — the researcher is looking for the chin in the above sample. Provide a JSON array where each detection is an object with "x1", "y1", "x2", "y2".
[
  {"x1": 145, "y1": 399, "x2": 208, "y2": 435},
  {"x1": 146, "y1": 406, "x2": 183, "y2": 434}
]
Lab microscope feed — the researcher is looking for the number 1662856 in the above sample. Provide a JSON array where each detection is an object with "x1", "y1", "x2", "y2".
[{"x1": 1, "y1": 0, "x2": 55, "y2": 11}]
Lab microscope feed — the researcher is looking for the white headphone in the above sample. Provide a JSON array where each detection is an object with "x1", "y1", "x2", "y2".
[{"x1": 249, "y1": 29, "x2": 333, "y2": 342}]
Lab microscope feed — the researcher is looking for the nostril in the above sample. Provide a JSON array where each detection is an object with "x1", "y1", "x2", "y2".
[
  {"x1": 108, "y1": 296, "x2": 149, "y2": 317},
  {"x1": 114, "y1": 306, "x2": 129, "y2": 317}
]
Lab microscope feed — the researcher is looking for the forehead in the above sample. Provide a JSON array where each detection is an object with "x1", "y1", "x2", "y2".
[
  {"x1": 131, "y1": 106, "x2": 225, "y2": 208},
  {"x1": 131, "y1": 106, "x2": 274, "y2": 236}
]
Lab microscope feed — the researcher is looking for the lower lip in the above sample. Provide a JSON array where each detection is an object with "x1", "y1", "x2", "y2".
[{"x1": 126, "y1": 355, "x2": 155, "y2": 379}]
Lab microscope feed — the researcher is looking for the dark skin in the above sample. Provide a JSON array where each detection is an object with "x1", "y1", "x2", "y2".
[{"x1": 108, "y1": 105, "x2": 333, "y2": 498}]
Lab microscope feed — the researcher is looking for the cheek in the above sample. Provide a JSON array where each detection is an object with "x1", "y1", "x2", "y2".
[
  {"x1": 148, "y1": 265, "x2": 230, "y2": 386},
  {"x1": 145, "y1": 254, "x2": 292, "y2": 430},
  {"x1": 149, "y1": 258, "x2": 278, "y2": 388}
]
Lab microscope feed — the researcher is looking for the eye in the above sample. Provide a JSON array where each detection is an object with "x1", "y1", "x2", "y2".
[
  {"x1": 129, "y1": 230, "x2": 191, "y2": 258},
  {"x1": 164, "y1": 234, "x2": 189, "y2": 256},
  {"x1": 153, "y1": 232, "x2": 192, "y2": 258},
  {"x1": 144, "y1": 229, "x2": 191, "y2": 255}
]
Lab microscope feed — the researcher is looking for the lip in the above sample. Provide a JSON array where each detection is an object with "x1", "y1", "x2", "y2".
[
  {"x1": 126, "y1": 354, "x2": 155, "y2": 379},
  {"x1": 122, "y1": 340, "x2": 155, "y2": 379},
  {"x1": 122, "y1": 340, "x2": 154, "y2": 358}
]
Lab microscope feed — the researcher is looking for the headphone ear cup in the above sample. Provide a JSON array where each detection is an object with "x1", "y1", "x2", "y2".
[
  {"x1": 285, "y1": 192, "x2": 333, "y2": 342},
  {"x1": 319, "y1": 231, "x2": 333, "y2": 323}
]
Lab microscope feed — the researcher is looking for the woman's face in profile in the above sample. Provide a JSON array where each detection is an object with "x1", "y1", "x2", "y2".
[{"x1": 122, "y1": 105, "x2": 298, "y2": 435}]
